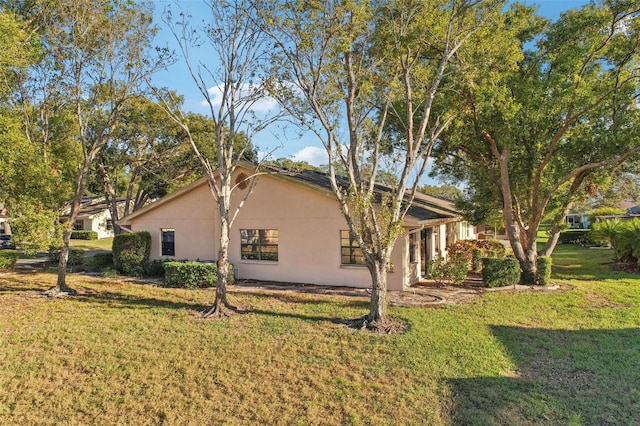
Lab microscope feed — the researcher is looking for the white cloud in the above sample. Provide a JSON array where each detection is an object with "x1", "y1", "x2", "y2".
[
  {"x1": 291, "y1": 146, "x2": 328, "y2": 167},
  {"x1": 199, "y1": 83, "x2": 278, "y2": 113}
]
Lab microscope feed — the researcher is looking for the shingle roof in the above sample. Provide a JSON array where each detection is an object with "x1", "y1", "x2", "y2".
[{"x1": 268, "y1": 166, "x2": 460, "y2": 223}]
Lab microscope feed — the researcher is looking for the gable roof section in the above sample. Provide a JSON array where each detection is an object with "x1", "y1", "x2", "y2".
[{"x1": 121, "y1": 164, "x2": 461, "y2": 224}]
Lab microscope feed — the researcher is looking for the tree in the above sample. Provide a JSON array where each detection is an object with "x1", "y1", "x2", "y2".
[
  {"x1": 418, "y1": 184, "x2": 463, "y2": 201},
  {"x1": 156, "y1": 0, "x2": 278, "y2": 317},
  {"x1": 6, "y1": 0, "x2": 165, "y2": 294},
  {"x1": 262, "y1": 0, "x2": 504, "y2": 328},
  {"x1": 0, "y1": 10, "x2": 73, "y2": 253},
  {"x1": 92, "y1": 96, "x2": 204, "y2": 234},
  {"x1": 433, "y1": 1, "x2": 640, "y2": 283}
]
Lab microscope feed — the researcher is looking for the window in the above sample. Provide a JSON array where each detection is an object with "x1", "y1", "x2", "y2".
[
  {"x1": 240, "y1": 229, "x2": 278, "y2": 261},
  {"x1": 106, "y1": 219, "x2": 113, "y2": 231},
  {"x1": 340, "y1": 230, "x2": 366, "y2": 265},
  {"x1": 409, "y1": 232, "x2": 417, "y2": 263},
  {"x1": 161, "y1": 228, "x2": 175, "y2": 256},
  {"x1": 73, "y1": 220, "x2": 83, "y2": 231}
]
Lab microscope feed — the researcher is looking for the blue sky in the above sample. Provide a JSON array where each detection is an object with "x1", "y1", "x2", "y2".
[{"x1": 149, "y1": 0, "x2": 591, "y2": 172}]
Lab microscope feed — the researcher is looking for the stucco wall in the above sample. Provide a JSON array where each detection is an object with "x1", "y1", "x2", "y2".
[{"x1": 123, "y1": 171, "x2": 409, "y2": 291}]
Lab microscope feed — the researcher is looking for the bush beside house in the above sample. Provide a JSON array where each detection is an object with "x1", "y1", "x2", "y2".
[
  {"x1": 482, "y1": 257, "x2": 521, "y2": 287},
  {"x1": 112, "y1": 232, "x2": 151, "y2": 276},
  {"x1": 164, "y1": 261, "x2": 234, "y2": 289}
]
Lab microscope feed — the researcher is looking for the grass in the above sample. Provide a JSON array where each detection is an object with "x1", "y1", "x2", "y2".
[
  {"x1": 1, "y1": 244, "x2": 639, "y2": 425},
  {"x1": 69, "y1": 237, "x2": 113, "y2": 251}
]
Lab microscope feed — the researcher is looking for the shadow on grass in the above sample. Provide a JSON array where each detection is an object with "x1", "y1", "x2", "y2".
[
  {"x1": 73, "y1": 290, "x2": 209, "y2": 312},
  {"x1": 449, "y1": 326, "x2": 640, "y2": 425}
]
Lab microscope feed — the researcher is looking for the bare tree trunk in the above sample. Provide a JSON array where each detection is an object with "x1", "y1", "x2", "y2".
[
  {"x1": 201, "y1": 180, "x2": 240, "y2": 318},
  {"x1": 97, "y1": 162, "x2": 122, "y2": 235},
  {"x1": 366, "y1": 260, "x2": 388, "y2": 325}
]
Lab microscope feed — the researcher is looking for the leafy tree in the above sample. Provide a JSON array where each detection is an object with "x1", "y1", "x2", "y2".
[
  {"x1": 418, "y1": 184, "x2": 463, "y2": 201},
  {"x1": 262, "y1": 0, "x2": 505, "y2": 328},
  {"x1": 0, "y1": 10, "x2": 71, "y2": 252},
  {"x1": 92, "y1": 96, "x2": 204, "y2": 234},
  {"x1": 156, "y1": 0, "x2": 279, "y2": 317},
  {"x1": 5, "y1": 0, "x2": 165, "y2": 294},
  {"x1": 433, "y1": 1, "x2": 640, "y2": 283}
]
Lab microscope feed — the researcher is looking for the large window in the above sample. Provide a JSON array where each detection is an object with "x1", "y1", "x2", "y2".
[
  {"x1": 240, "y1": 229, "x2": 278, "y2": 261},
  {"x1": 340, "y1": 230, "x2": 366, "y2": 265},
  {"x1": 161, "y1": 228, "x2": 175, "y2": 256}
]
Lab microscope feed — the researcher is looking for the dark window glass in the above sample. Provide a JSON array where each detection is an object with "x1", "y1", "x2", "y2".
[
  {"x1": 240, "y1": 229, "x2": 278, "y2": 261},
  {"x1": 161, "y1": 228, "x2": 175, "y2": 256}
]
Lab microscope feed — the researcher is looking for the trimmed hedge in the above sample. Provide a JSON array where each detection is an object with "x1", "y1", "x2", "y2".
[
  {"x1": 0, "y1": 250, "x2": 19, "y2": 269},
  {"x1": 92, "y1": 252, "x2": 113, "y2": 269},
  {"x1": 70, "y1": 230, "x2": 98, "y2": 240},
  {"x1": 48, "y1": 249, "x2": 85, "y2": 266},
  {"x1": 558, "y1": 230, "x2": 591, "y2": 245},
  {"x1": 164, "y1": 261, "x2": 234, "y2": 289},
  {"x1": 482, "y1": 257, "x2": 521, "y2": 287},
  {"x1": 112, "y1": 232, "x2": 151, "y2": 276},
  {"x1": 471, "y1": 248, "x2": 483, "y2": 272},
  {"x1": 536, "y1": 256, "x2": 552, "y2": 286}
]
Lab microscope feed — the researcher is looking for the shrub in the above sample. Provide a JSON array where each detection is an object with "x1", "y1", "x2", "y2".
[
  {"x1": 471, "y1": 248, "x2": 483, "y2": 272},
  {"x1": 475, "y1": 239, "x2": 507, "y2": 257},
  {"x1": 164, "y1": 261, "x2": 234, "y2": 289},
  {"x1": 47, "y1": 249, "x2": 85, "y2": 266},
  {"x1": 558, "y1": 230, "x2": 591, "y2": 245},
  {"x1": 144, "y1": 259, "x2": 166, "y2": 278},
  {"x1": 432, "y1": 255, "x2": 468, "y2": 286},
  {"x1": 70, "y1": 230, "x2": 98, "y2": 240},
  {"x1": 482, "y1": 257, "x2": 521, "y2": 287},
  {"x1": 0, "y1": 250, "x2": 19, "y2": 269},
  {"x1": 112, "y1": 232, "x2": 151, "y2": 276},
  {"x1": 536, "y1": 256, "x2": 552, "y2": 286},
  {"x1": 92, "y1": 252, "x2": 113, "y2": 269},
  {"x1": 447, "y1": 240, "x2": 476, "y2": 265}
]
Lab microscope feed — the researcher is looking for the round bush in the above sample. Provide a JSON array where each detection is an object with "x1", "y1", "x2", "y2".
[
  {"x1": 482, "y1": 257, "x2": 521, "y2": 287},
  {"x1": 536, "y1": 256, "x2": 552, "y2": 286},
  {"x1": 112, "y1": 232, "x2": 151, "y2": 276}
]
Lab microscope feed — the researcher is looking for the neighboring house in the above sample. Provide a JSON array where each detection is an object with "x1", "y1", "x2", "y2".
[
  {"x1": 63, "y1": 196, "x2": 126, "y2": 239},
  {"x1": 120, "y1": 166, "x2": 476, "y2": 291},
  {"x1": 0, "y1": 204, "x2": 10, "y2": 235},
  {"x1": 564, "y1": 213, "x2": 591, "y2": 229}
]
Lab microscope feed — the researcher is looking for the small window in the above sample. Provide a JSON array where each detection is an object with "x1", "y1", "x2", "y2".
[
  {"x1": 106, "y1": 220, "x2": 113, "y2": 231},
  {"x1": 73, "y1": 220, "x2": 83, "y2": 231},
  {"x1": 240, "y1": 229, "x2": 278, "y2": 261},
  {"x1": 161, "y1": 228, "x2": 175, "y2": 256},
  {"x1": 409, "y1": 232, "x2": 417, "y2": 263},
  {"x1": 340, "y1": 230, "x2": 366, "y2": 265}
]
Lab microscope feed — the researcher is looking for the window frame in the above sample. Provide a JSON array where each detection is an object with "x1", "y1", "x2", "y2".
[
  {"x1": 161, "y1": 228, "x2": 175, "y2": 257},
  {"x1": 340, "y1": 230, "x2": 366, "y2": 266},
  {"x1": 240, "y1": 229, "x2": 279, "y2": 261}
]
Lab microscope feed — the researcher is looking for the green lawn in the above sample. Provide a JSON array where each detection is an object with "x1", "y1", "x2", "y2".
[
  {"x1": 69, "y1": 237, "x2": 113, "y2": 251},
  {"x1": 1, "y1": 244, "x2": 638, "y2": 425}
]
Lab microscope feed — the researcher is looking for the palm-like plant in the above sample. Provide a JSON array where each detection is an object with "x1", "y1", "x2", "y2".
[
  {"x1": 617, "y1": 219, "x2": 640, "y2": 264},
  {"x1": 592, "y1": 219, "x2": 624, "y2": 261}
]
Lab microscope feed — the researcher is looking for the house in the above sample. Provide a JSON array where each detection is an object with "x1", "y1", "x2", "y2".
[
  {"x1": 0, "y1": 204, "x2": 10, "y2": 235},
  {"x1": 120, "y1": 166, "x2": 476, "y2": 291},
  {"x1": 63, "y1": 196, "x2": 126, "y2": 239},
  {"x1": 564, "y1": 213, "x2": 590, "y2": 229}
]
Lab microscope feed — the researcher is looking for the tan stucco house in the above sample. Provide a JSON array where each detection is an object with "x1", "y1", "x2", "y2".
[{"x1": 120, "y1": 166, "x2": 476, "y2": 291}]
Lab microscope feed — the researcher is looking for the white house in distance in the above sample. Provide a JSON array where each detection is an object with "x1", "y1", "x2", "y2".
[
  {"x1": 63, "y1": 196, "x2": 126, "y2": 239},
  {"x1": 0, "y1": 204, "x2": 10, "y2": 235},
  {"x1": 120, "y1": 166, "x2": 476, "y2": 291}
]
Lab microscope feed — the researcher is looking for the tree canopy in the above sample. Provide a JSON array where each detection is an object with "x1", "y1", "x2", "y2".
[{"x1": 433, "y1": 0, "x2": 640, "y2": 282}]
